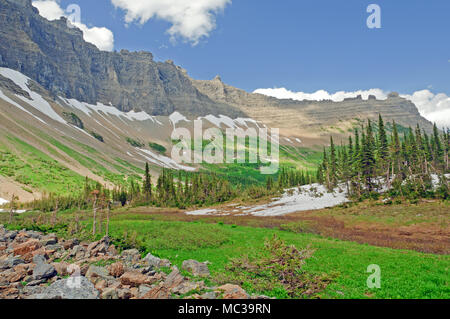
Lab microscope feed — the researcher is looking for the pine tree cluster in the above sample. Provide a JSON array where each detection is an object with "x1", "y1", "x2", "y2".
[{"x1": 317, "y1": 115, "x2": 449, "y2": 200}]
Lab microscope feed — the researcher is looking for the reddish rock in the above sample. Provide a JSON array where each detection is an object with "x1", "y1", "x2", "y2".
[
  {"x1": 108, "y1": 262, "x2": 125, "y2": 278},
  {"x1": 107, "y1": 245, "x2": 118, "y2": 256},
  {"x1": 117, "y1": 288, "x2": 132, "y2": 299},
  {"x1": 14, "y1": 263, "x2": 33, "y2": 276},
  {"x1": 91, "y1": 243, "x2": 108, "y2": 256},
  {"x1": 142, "y1": 284, "x2": 170, "y2": 299},
  {"x1": 0, "y1": 288, "x2": 19, "y2": 299},
  {"x1": 6, "y1": 271, "x2": 25, "y2": 283},
  {"x1": 80, "y1": 264, "x2": 90, "y2": 276},
  {"x1": 62, "y1": 239, "x2": 78, "y2": 250},
  {"x1": 16, "y1": 232, "x2": 31, "y2": 240},
  {"x1": 13, "y1": 239, "x2": 42, "y2": 257},
  {"x1": 108, "y1": 281, "x2": 121, "y2": 290},
  {"x1": 94, "y1": 279, "x2": 108, "y2": 291},
  {"x1": 130, "y1": 287, "x2": 139, "y2": 298},
  {"x1": 120, "y1": 271, "x2": 156, "y2": 287},
  {"x1": 87, "y1": 241, "x2": 100, "y2": 253},
  {"x1": 217, "y1": 284, "x2": 249, "y2": 299},
  {"x1": 52, "y1": 262, "x2": 69, "y2": 276},
  {"x1": 163, "y1": 267, "x2": 185, "y2": 290}
]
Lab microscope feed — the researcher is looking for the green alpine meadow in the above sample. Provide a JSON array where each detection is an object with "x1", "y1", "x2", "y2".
[{"x1": 0, "y1": 0, "x2": 448, "y2": 305}]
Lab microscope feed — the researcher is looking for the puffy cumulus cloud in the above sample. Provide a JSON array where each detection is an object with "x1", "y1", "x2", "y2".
[
  {"x1": 71, "y1": 24, "x2": 114, "y2": 52},
  {"x1": 255, "y1": 87, "x2": 450, "y2": 129},
  {"x1": 401, "y1": 90, "x2": 450, "y2": 129},
  {"x1": 31, "y1": 0, "x2": 65, "y2": 20},
  {"x1": 32, "y1": 1, "x2": 114, "y2": 51},
  {"x1": 111, "y1": 0, "x2": 231, "y2": 45},
  {"x1": 253, "y1": 88, "x2": 388, "y2": 102}
]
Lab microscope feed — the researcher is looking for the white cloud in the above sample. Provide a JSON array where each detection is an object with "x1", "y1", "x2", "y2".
[
  {"x1": 111, "y1": 0, "x2": 231, "y2": 45},
  {"x1": 255, "y1": 87, "x2": 450, "y2": 129},
  {"x1": 253, "y1": 87, "x2": 388, "y2": 102},
  {"x1": 31, "y1": 0, "x2": 65, "y2": 20},
  {"x1": 401, "y1": 90, "x2": 450, "y2": 129},
  {"x1": 71, "y1": 24, "x2": 114, "y2": 52},
  {"x1": 32, "y1": 1, "x2": 114, "y2": 51}
]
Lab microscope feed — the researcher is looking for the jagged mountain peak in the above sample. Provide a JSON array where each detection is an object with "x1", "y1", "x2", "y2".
[{"x1": 0, "y1": 0, "x2": 245, "y2": 118}]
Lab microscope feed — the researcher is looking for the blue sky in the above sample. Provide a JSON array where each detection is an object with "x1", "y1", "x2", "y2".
[{"x1": 41, "y1": 0, "x2": 450, "y2": 95}]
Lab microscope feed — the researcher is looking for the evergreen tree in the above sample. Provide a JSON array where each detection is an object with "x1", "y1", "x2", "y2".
[{"x1": 143, "y1": 162, "x2": 152, "y2": 200}]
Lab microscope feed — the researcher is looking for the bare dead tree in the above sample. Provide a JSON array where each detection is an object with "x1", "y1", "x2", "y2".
[
  {"x1": 51, "y1": 199, "x2": 59, "y2": 226},
  {"x1": 9, "y1": 194, "x2": 17, "y2": 224},
  {"x1": 106, "y1": 201, "x2": 111, "y2": 237},
  {"x1": 92, "y1": 190, "x2": 99, "y2": 236}
]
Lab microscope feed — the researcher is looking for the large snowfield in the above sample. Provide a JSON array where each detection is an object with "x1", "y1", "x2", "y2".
[{"x1": 186, "y1": 183, "x2": 350, "y2": 217}]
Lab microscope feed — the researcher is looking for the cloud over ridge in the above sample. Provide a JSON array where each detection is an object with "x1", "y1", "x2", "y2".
[
  {"x1": 254, "y1": 87, "x2": 450, "y2": 129},
  {"x1": 111, "y1": 0, "x2": 231, "y2": 45},
  {"x1": 32, "y1": 0, "x2": 114, "y2": 51},
  {"x1": 254, "y1": 88, "x2": 388, "y2": 102}
]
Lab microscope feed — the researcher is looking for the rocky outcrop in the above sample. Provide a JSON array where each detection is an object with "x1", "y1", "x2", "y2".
[
  {"x1": 0, "y1": 0, "x2": 244, "y2": 118},
  {"x1": 182, "y1": 259, "x2": 210, "y2": 277},
  {"x1": 0, "y1": 225, "x2": 257, "y2": 300},
  {"x1": 28, "y1": 277, "x2": 100, "y2": 299},
  {"x1": 192, "y1": 76, "x2": 435, "y2": 137}
]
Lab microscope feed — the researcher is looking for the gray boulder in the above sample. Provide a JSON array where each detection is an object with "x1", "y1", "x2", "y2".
[
  {"x1": 27, "y1": 276, "x2": 100, "y2": 299},
  {"x1": 45, "y1": 244, "x2": 63, "y2": 251},
  {"x1": 182, "y1": 260, "x2": 210, "y2": 277},
  {"x1": 70, "y1": 245, "x2": 87, "y2": 260},
  {"x1": 101, "y1": 287, "x2": 119, "y2": 299},
  {"x1": 143, "y1": 253, "x2": 171, "y2": 269},
  {"x1": 0, "y1": 256, "x2": 25, "y2": 270},
  {"x1": 86, "y1": 265, "x2": 114, "y2": 282},
  {"x1": 121, "y1": 249, "x2": 141, "y2": 263},
  {"x1": 3, "y1": 231, "x2": 17, "y2": 241},
  {"x1": 32, "y1": 254, "x2": 47, "y2": 265},
  {"x1": 32, "y1": 255, "x2": 56, "y2": 280},
  {"x1": 40, "y1": 234, "x2": 58, "y2": 246}
]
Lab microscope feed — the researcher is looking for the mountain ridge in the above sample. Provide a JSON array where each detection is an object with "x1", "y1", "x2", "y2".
[
  {"x1": 192, "y1": 76, "x2": 434, "y2": 139},
  {"x1": 0, "y1": 0, "x2": 435, "y2": 136},
  {"x1": 0, "y1": 0, "x2": 244, "y2": 118}
]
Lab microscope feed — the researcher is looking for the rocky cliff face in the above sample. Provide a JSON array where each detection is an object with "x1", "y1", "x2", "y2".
[
  {"x1": 0, "y1": 0, "x2": 433, "y2": 135},
  {"x1": 0, "y1": 0, "x2": 243, "y2": 117},
  {"x1": 192, "y1": 77, "x2": 434, "y2": 136}
]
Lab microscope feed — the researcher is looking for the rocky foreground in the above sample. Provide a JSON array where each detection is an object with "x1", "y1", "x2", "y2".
[{"x1": 0, "y1": 225, "x2": 259, "y2": 300}]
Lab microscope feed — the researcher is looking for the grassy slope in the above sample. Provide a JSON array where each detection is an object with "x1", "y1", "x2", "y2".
[
  {"x1": 1, "y1": 125, "x2": 322, "y2": 197},
  {"x1": 6, "y1": 200, "x2": 449, "y2": 299},
  {"x1": 103, "y1": 214, "x2": 449, "y2": 299},
  {"x1": 0, "y1": 136, "x2": 86, "y2": 194},
  {"x1": 0, "y1": 134, "x2": 146, "y2": 196}
]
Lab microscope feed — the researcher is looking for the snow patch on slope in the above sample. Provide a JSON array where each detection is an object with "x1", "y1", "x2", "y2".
[
  {"x1": 137, "y1": 148, "x2": 196, "y2": 172},
  {"x1": 201, "y1": 114, "x2": 238, "y2": 128},
  {"x1": 168, "y1": 112, "x2": 264, "y2": 130},
  {"x1": 170, "y1": 111, "x2": 190, "y2": 127},
  {"x1": 245, "y1": 184, "x2": 349, "y2": 216},
  {"x1": 0, "y1": 68, "x2": 66, "y2": 124},
  {"x1": 62, "y1": 98, "x2": 162, "y2": 124},
  {"x1": 0, "y1": 89, "x2": 47, "y2": 125},
  {"x1": 186, "y1": 208, "x2": 218, "y2": 216},
  {"x1": 185, "y1": 183, "x2": 349, "y2": 217},
  {"x1": 0, "y1": 198, "x2": 9, "y2": 205},
  {"x1": 197, "y1": 114, "x2": 265, "y2": 130}
]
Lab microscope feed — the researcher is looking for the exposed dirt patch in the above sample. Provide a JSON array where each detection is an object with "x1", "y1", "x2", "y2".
[{"x1": 0, "y1": 175, "x2": 41, "y2": 203}]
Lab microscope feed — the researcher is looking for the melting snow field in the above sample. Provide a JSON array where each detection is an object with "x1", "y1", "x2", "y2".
[
  {"x1": 186, "y1": 183, "x2": 349, "y2": 217},
  {"x1": 62, "y1": 98, "x2": 162, "y2": 124},
  {"x1": 0, "y1": 68, "x2": 66, "y2": 124},
  {"x1": 138, "y1": 148, "x2": 196, "y2": 172},
  {"x1": 0, "y1": 197, "x2": 27, "y2": 214}
]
